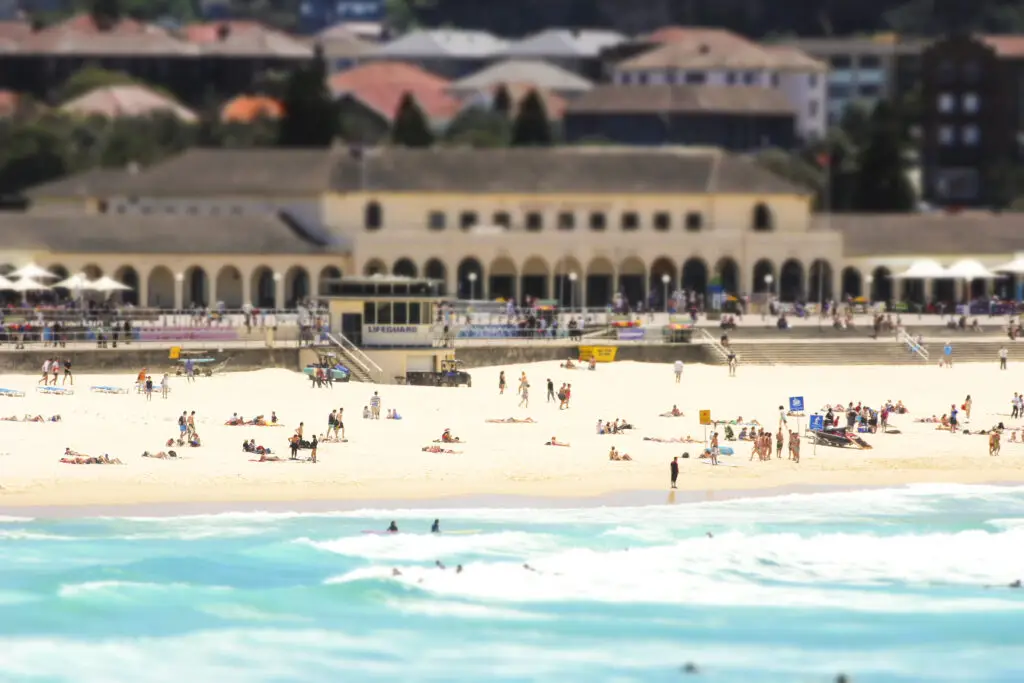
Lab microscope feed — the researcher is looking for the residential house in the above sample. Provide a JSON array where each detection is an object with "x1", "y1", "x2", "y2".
[
  {"x1": 607, "y1": 27, "x2": 828, "y2": 141},
  {"x1": 368, "y1": 29, "x2": 508, "y2": 79},
  {"x1": 313, "y1": 23, "x2": 375, "y2": 73},
  {"x1": 563, "y1": 84, "x2": 796, "y2": 151},
  {"x1": 448, "y1": 59, "x2": 593, "y2": 100},
  {"x1": 298, "y1": 0, "x2": 385, "y2": 38},
  {"x1": 916, "y1": 33, "x2": 1024, "y2": 207},
  {"x1": 775, "y1": 35, "x2": 925, "y2": 124},
  {"x1": 60, "y1": 84, "x2": 198, "y2": 122},
  {"x1": 328, "y1": 61, "x2": 461, "y2": 142},
  {"x1": 495, "y1": 28, "x2": 625, "y2": 79}
]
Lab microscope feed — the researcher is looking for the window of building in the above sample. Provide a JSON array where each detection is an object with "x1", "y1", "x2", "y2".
[
  {"x1": 743, "y1": 71, "x2": 757, "y2": 85},
  {"x1": 364, "y1": 200, "x2": 382, "y2": 230},
  {"x1": 685, "y1": 212, "x2": 704, "y2": 231},
  {"x1": 962, "y1": 124, "x2": 980, "y2": 145},
  {"x1": 962, "y1": 92, "x2": 980, "y2": 113},
  {"x1": 459, "y1": 211, "x2": 478, "y2": 230},
  {"x1": 726, "y1": 71, "x2": 737, "y2": 85},
  {"x1": 830, "y1": 55, "x2": 851, "y2": 69},
  {"x1": 621, "y1": 211, "x2": 639, "y2": 230},
  {"x1": 620, "y1": 72, "x2": 632, "y2": 85},
  {"x1": 752, "y1": 203, "x2": 773, "y2": 232},
  {"x1": 858, "y1": 84, "x2": 881, "y2": 98},
  {"x1": 637, "y1": 72, "x2": 648, "y2": 85},
  {"x1": 685, "y1": 71, "x2": 706, "y2": 85},
  {"x1": 428, "y1": 211, "x2": 446, "y2": 230},
  {"x1": 937, "y1": 93, "x2": 956, "y2": 113},
  {"x1": 526, "y1": 211, "x2": 543, "y2": 231},
  {"x1": 858, "y1": 55, "x2": 881, "y2": 69},
  {"x1": 97, "y1": 199, "x2": 108, "y2": 213},
  {"x1": 653, "y1": 212, "x2": 671, "y2": 231},
  {"x1": 557, "y1": 211, "x2": 575, "y2": 230},
  {"x1": 938, "y1": 125, "x2": 955, "y2": 145},
  {"x1": 186, "y1": 206, "x2": 198, "y2": 215},
  {"x1": 665, "y1": 70, "x2": 677, "y2": 85},
  {"x1": 493, "y1": 211, "x2": 511, "y2": 228},
  {"x1": 589, "y1": 212, "x2": 606, "y2": 231},
  {"x1": 808, "y1": 100, "x2": 819, "y2": 117},
  {"x1": 769, "y1": 72, "x2": 780, "y2": 87},
  {"x1": 934, "y1": 168, "x2": 979, "y2": 200},
  {"x1": 828, "y1": 84, "x2": 851, "y2": 99}
]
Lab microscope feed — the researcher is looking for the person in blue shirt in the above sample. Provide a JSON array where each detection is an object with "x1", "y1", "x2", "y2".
[{"x1": 942, "y1": 342, "x2": 953, "y2": 368}]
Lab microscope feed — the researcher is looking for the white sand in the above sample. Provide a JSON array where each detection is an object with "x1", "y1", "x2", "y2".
[{"x1": 0, "y1": 361, "x2": 1022, "y2": 508}]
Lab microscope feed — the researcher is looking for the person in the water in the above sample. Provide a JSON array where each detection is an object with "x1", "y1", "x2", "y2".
[
  {"x1": 431, "y1": 519, "x2": 440, "y2": 533},
  {"x1": 387, "y1": 521, "x2": 398, "y2": 533}
]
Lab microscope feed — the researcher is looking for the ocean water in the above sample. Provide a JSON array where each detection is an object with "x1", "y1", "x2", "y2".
[{"x1": 1, "y1": 485, "x2": 1023, "y2": 683}]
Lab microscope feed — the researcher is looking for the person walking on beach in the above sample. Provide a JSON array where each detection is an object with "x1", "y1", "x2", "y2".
[
  {"x1": 498, "y1": 370, "x2": 506, "y2": 395},
  {"x1": 335, "y1": 408, "x2": 344, "y2": 440},
  {"x1": 949, "y1": 404, "x2": 959, "y2": 433},
  {"x1": 178, "y1": 412, "x2": 187, "y2": 439},
  {"x1": 674, "y1": 360, "x2": 683, "y2": 384},
  {"x1": 518, "y1": 372, "x2": 528, "y2": 396},
  {"x1": 519, "y1": 381, "x2": 530, "y2": 408},
  {"x1": 39, "y1": 358, "x2": 51, "y2": 385},
  {"x1": 160, "y1": 373, "x2": 169, "y2": 399},
  {"x1": 1000, "y1": 346, "x2": 1008, "y2": 370},
  {"x1": 964, "y1": 395, "x2": 973, "y2": 420},
  {"x1": 776, "y1": 428, "x2": 784, "y2": 458},
  {"x1": 62, "y1": 358, "x2": 73, "y2": 386},
  {"x1": 942, "y1": 341, "x2": 953, "y2": 368},
  {"x1": 144, "y1": 375, "x2": 153, "y2": 401},
  {"x1": 546, "y1": 378, "x2": 555, "y2": 403},
  {"x1": 670, "y1": 456, "x2": 679, "y2": 489},
  {"x1": 185, "y1": 357, "x2": 195, "y2": 383},
  {"x1": 188, "y1": 411, "x2": 196, "y2": 437},
  {"x1": 328, "y1": 409, "x2": 336, "y2": 438},
  {"x1": 309, "y1": 435, "x2": 318, "y2": 463}
]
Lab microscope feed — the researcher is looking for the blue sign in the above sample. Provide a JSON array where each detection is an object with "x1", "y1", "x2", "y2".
[
  {"x1": 789, "y1": 396, "x2": 804, "y2": 412},
  {"x1": 809, "y1": 414, "x2": 824, "y2": 431},
  {"x1": 617, "y1": 328, "x2": 646, "y2": 341},
  {"x1": 457, "y1": 325, "x2": 520, "y2": 339}
]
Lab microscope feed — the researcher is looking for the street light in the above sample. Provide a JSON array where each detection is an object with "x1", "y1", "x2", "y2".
[
  {"x1": 866, "y1": 274, "x2": 874, "y2": 306},
  {"x1": 568, "y1": 271, "x2": 578, "y2": 311},
  {"x1": 661, "y1": 273, "x2": 671, "y2": 312},
  {"x1": 467, "y1": 271, "x2": 478, "y2": 301}
]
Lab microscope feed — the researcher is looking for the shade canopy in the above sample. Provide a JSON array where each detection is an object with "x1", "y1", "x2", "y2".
[
  {"x1": 9, "y1": 263, "x2": 58, "y2": 280},
  {"x1": 0, "y1": 275, "x2": 14, "y2": 290},
  {"x1": 993, "y1": 257, "x2": 1024, "y2": 275},
  {"x1": 91, "y1": 275, "x2": 132, "y2": 292},
  {"x1": 9, "y1": 277, "x2": 51, "y2": 291},
  {"x1": 946, "y1": 259, "x2": 1001, "y2": 280},
  {"x1": 53, "y1": 273, "x2": 94, "y2": 290},
  {"x1": 891, "y1": 259, "x2": 949, "y2": 279}
]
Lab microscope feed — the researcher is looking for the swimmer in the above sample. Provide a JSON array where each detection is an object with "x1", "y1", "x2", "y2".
[
  {"x1": 456, "y1": 565, "x2": 463, "y2": 574},
  {"x1": 435, "y1": 560, "x2": 446, "y2": 569},
  {"x1": 431, "y1": 519, "x2": 440, "y2": 533},
  {"x1": 387, "y1": 521, "x2": 398, "y2": 533},
  {"x1": 392, "y1": 568, "x2": 402, "y2": 577}
]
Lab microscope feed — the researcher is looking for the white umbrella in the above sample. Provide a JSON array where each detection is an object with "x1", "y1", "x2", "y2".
[
  {"x1": 946, "y1": 259, "x2": 1001, "y2": 280},
  {"x1": 0, "y1": 274, "x2": 14, "y2": 290},
  {"x1": 9, "y1": 263, "x2": 57, "y2": 280},
  {"x1": 891, "y1": 259, "x2": 949, "y2": 279},
  {"x1": 993, "y1": 257, "x2": 1024, "y2": 275},
  {"x1": 91, "y1": 275, "x2": 131, "y2": 292},
  {"x1": 9, "y1": 277, "x2": 51, "y2": 292},
  {"x1": 53, "y1": 273, "x2": 94, "y2": 291}
]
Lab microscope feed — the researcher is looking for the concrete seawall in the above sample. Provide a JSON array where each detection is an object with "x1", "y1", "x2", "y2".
[
  {"x1": 455, "y1": 344, "x2": 710, "y2": 368},
  {"x1": 0, "y1": 347, "x2": 302, "y2": 373}
]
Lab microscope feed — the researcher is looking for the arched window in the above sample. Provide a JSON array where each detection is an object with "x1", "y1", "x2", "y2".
[
  {"x1": 752, "y1": 203, "x2": 773, "y2": 232},
  {"x1": 364, "y1": 201, "x2": 383, "y2": 230}
]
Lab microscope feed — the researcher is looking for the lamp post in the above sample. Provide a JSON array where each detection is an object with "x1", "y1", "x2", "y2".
[
  {"x1": 568, "y1": 271, "x2": 578, "y2": 312},
  {"x1": 467, "y1": 271, "x2": 478, "y2": 301},
  {"x1": 866, "y1": 274, "x2": 874, "y2": 307},
  {"x1": 764, "y1": 273, "x2": 775, "y2": 318},
  {"x1": 273, "y1": 272, "x2": 282, "y2": 310},
  {"x1": 661, "y1": 273, "x2": 671, "y2": 313}
]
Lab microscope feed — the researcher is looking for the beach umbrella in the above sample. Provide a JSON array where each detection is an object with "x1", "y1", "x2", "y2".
[
  {"x1": 993, "y1": 257, "x2": 1024, "y2": 275},
  {"x1": 91, "y1": 275, "x2": 131, "y2": 292},
  {"x1": 9, "y1": 263, "x2": 58, "y2": 280},
  {"x1": 9, "y1": 277, "x2": 51, "y2": 291},
  {"x1": 891, "y1": 259, "x2": 949, "y2": 279},
  {"x1": 0, "y1": 274, "x2": 14, "y2": 290},
  {"x1": 53, "y1": 272, "x2": 95, "y2": 291},
  {"x1": 946, "y1": 259, "x2": 1001, "y2": 280}
]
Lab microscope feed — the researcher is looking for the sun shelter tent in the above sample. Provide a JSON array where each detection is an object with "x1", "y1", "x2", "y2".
[
  {"x1": 993, "y1": 258, "x2": 1024, "y2": 300},
  {"x1": 8, "y1": 263, "x2": 58, "y2": 280},
  {"x1": 946, "y1": 259, "x2": 1002, "y2": 302},
  {"x1": 90, "y1": 275, "x2": 132, "y2": 298},
  {"x1": 891, "y1": 259, "x2": 949, "y2": 280}
]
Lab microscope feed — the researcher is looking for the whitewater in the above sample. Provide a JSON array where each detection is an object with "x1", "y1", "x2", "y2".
[{"x1": 1, "y1": 484, "x2": 1023, "y2": 682}]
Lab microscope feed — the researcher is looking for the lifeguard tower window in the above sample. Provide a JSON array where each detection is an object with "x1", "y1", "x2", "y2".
[
  {"x1": 364, "y1": 301, "x2": 429, "y2": 325},
  {"x1": 323, "y1": 279, "x2": 441, "y2": 297}
]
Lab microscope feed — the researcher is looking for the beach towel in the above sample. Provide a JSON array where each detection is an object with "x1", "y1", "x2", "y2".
[
  {"x1": 90, "y1": 386, "x2": 128, "y2": 394},
  {"x1": 0, "y1": 388, "x2": 25, "y2": 397},
  {"x1": 36, "y1": 386, "x2": 72, "y2": 395}
]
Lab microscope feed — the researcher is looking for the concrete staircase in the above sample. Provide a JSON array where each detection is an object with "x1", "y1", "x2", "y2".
[
  {"x1": 713, "y1": 339, "x2": 1009, "y2": 366},
  {"x1": 323, "y1": 333, "x2": 382, "y2": 383}
]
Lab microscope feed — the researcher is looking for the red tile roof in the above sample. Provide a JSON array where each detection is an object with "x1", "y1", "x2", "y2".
[
  {"x1": 331, "y1": 61, "x2": 458, "y2": 122},
  {"x1": 329, "y1": 61, "x2": 451, "y2": 92},
  {"x1": 0, "y1": 90, "x2": 18, "y2": 117},
  {"x1": 645, "y1": 26, "x2": 752, "y2": 47},
  {"x1": 181, "y1": 20, "x2": 266, "y2": 43},
  {"x1": 221, "y1": 95, "x2": 284, "y2": 122},
  {"x1": 346, "y1": 86, "x2": 462, "y2": 123},
  {"x1": 981, "y1": 35, "x2": 1024, "y2": 58}
]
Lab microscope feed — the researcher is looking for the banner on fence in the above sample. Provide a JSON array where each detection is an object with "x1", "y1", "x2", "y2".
[
  {"x1": 617, "y1": 328, "x2": 646, "y2": 341},
  {"x1": 578, "y1": 346, "x2": 618, "y2": 363},
  {"x1": 456, "y1": 324, "x2": 520, "y2": 338}
]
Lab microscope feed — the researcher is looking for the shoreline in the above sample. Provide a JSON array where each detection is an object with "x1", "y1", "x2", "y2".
[{"x1": 1, "y1": 480, "x2": 1021, "y2": 519}]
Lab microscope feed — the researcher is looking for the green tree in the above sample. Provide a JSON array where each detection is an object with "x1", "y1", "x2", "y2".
[
  {"x1": 853, "y1": 101, "x2": 916, "y2": 212},
  {"x1": 277, "y1": 46, "x2": 337, "y2": 147},
  {"x1": 89, "y1": 0, "x2": 122, "y2": 29},
  {"x1": 444, "y1": 107, "x2": 510, "y2": 147},
  {"x1": 510, "y1": 89, "x2": 552, "y2": 147},
  {"x1": 492, "y1": 84, "x2": 512, "y2": 117},
  {"x1": 391, "y1": 93, "x2": 435, "y2": 147},
  {"x1": 0, "y1": 121, "x2": 70, "y2": 195}
]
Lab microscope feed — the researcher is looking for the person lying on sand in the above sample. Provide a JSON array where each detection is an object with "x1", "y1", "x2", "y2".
[
  {"x1": 4, "y1": 414, "x2": 61, "y2": 422},
  {"x1": 643, "y1": 436, "x2": 699, "y2": 444},
  {"x1": 914, "y1": 415, "x2": 941, "y2": 423},
  {"x1": 545, "y1": 436, "x2": 570, "y2": 446},
  {"x1": 242, "y1": 439, "x2": 273, "y2": 455},
  {"x1": 225, "y1": 413, "x2": 245, "y2": 426},
  {"x1": 559, "y1": 358, "x2": 577, "y2": 369},
  {"x1": 61, "y1": 454, "x2": 122, "y2": 465},
  {"x1": 660, "y1": 405, "x2": 683, "y2": 417},
  {"x1": 246, "y1": 415, "x2": 269, "y2": 426},
  {"x1": 422, "y1": 445, "x2": 462, "y2": 454},
  {"x1": 250, "y1": 454, "x2": 285, "y2": 462},
  {"x1": 608, "y1": 446, "x2": 632, "y2": 461},
  {"x1": 486, "y1": 417, "x2": 536, "y2": 423},
  {"x1": 142, "y1": 450, "x2": 177, "y2": 459}
]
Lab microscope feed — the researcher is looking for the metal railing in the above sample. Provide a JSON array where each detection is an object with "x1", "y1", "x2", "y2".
[
  {"x1": 699, "y1": 328, "x2": 732, "y2": 362},
  {"x1": 0, "y1": 307, "x2": 326, "y2": 328},
  {"x1": 327, "y1": 332, "x2": 384, "y2": 383},
  {"x1": 898, "y1": 330, "x2": 930, "y2": 360}
]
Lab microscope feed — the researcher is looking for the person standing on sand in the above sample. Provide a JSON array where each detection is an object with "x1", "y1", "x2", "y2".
[
  {"x1": 160, "y1": 374, "x2": 169, "y2": 399},
  {"x1": 942, "y1": 341, "x2": 953, "y2": 368},
  {"x1": 185, "y1": 358, "x2": 195, "y2": 383},
  {"x1": 949, "y1": 404, "x2": 959, "y2": 433},
  {"x1": 370, "y1": 391, "x2": 381, "y2": 419},
  {"x1": 309, "y1": 435, "x2": 318, "y2": 463},
  {"x1": 670, "y1": 456, "x2": 679, "y2": 489},
  {"x1": 518, "y1": 372, "x2": 528, "y2": 396},
  {"x1": 519, "y1": 381, "x2": 530, "y2": 408},
  {"x1": 188, "y1": 411, "x2": 196, "y2": 437},
  {"x1": 144, "y1": 376, "x2": 153, "y2": 401},
  {"x1": 1012, "y1": 393, "x2": 1020, "y2": 420},
  {"x1": 674, "y1": 360, "x2": 683, "y2": 384},
  {"x1": 39, "y1": 358, "x2": 50, "y2": 385},
  {"x1": 778, "y1": 406, "x2": 787, "y2": 430},
  {"x1": 1000, "y1": 346, "x2": 1008, "y2": 370},
  {"x1": 776, "y1": 428, "x2": 784, "y2": 458},
  {"x1": 498, "y1": 371, "x2": 506, "y2": 395},
  {"x1": 964, "y1": 395, "x2": 973, "y2": 420},
  {"x1": 335, "y1": 408, "x2": 344, "y2": 440},
  {"x1": 62, "y1": 358, "x2": 73, "y2": 386},
  {"x1": 547, "y1": 378, "x2": 555, "y2": 403}
]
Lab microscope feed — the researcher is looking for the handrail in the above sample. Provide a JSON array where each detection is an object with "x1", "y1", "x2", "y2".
[
  {"x1": 898, "y1": 330, "x2": 929, "y2": 360},
  {"x1": 327, "y1": 332, "x2": 383, "y2": 383},
  {"x1": 699, "y1": 328, "x2": 732, "y2": 362}
]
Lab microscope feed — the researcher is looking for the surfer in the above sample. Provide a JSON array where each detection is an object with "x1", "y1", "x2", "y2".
[
  {"x1": 431, "y1": 519, "x2": 440, "y2": 533},
  {"x1": 456, "y1": 564, "x2": 463, "y2": 574},
  {"x1": 387, "y1": 521, "x2": 398, "y2": 533},
  {"x1": 435, "y1": 560, "x2": 446, "y2": 569}
]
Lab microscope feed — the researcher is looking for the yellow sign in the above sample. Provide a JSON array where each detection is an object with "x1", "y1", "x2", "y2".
[
  {"x1": 168, "y1": 346, "x2": 181, "y2": 360},
  {"x1": 699, "y1": 410, "x2": 712, "y2": 425},
  {"x1": 578, "y1": 346, "x2": 618, "y2": 363}
]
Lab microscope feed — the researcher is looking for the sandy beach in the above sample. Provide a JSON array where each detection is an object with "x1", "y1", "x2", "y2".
[{"x1": 0, "y1": 360, "x2": 1022, "y2": 508}]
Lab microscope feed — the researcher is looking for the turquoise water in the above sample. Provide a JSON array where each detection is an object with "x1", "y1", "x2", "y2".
[{"x1": 1, "y1": 484, "x2": 1023, "y2": 683}]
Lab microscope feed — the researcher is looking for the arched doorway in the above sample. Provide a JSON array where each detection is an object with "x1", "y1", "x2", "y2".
[
  {"x1": 841, "y1": 267, "x2": 862, "y2": 298},
  {"x1": 586, "y1": 257, "x2": 613, "y2": 308},
  {"x1": 618, "y1": 257, "x2": 645, "y2": 308},
  {"x1": 780, "y1": 259, "x2": 804, "y2": 302},
  {"x1": 521, "y1": 256, "x2": 549, "y2": 300},
  {"x1": 753, "y1": 259, "x2": 775, "y2": 294},
  {"x1": 648, "y1": 257, "x2": 677, "y2": 311},
  {"x1": 250, "y1": 265, "x2": 276, "y2": 308},
  {"x1": 147, "y1": 266, "x2": 174, "y2": 308},
  {"x1": 362, "y1": 259, "x2": 386, "y2": 276},
  {"x1": 393, "y1": 258, "x2": 417, "y2": 278},
  {"x1": 457, "y1": 257, "x2": 484, "y2": 300},
  {"x1": 870, "y1": 266, "x2": 892, "y2": 303},
  {"x1": 901, "y1": 279, "x2": 924, "y2": 305},
  {"x1": 489, "y1": 256, "x2": 516, "y2": 301},
  {"x1": 115, "y1": 265, "x2": 140, "y2": 305},
  {"x1": 714, "y1": 257, "x2": 739, "y2": 295},
  {"x1": 681, "y1": 257, "x2": 708, "y2": 295},
  {"x1": 807, "y1": 259, "x2": 833, "y2": 303},
  {"x1": 216, "y1": 265, "x2": 244, "y2": 308},
  {"x1": 424, "y1": 258, "x2": 447, "y2": 295},
  {"x1": 183, "y1": 265, "x2": 208, "y2": 307},
  {"x1": 285, "y1": 266, "x2": 310, "y2": 306},
  {"x1": 553, "y1": 256, "x2": 583, "y2": 307},
  {"x1": 318, "y1": 266, "x2": 342, "y2": 296}
]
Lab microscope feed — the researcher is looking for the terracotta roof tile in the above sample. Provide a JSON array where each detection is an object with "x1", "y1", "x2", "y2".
[
  {"x1": 345, "y1": 85, "x2": 461, "y2": 123},
  {"x1": 329, "y1": 60, "x2": 451, "y2": 92},
  {"x1": 220, "y1": 95, "x2": 284, "y2": 122},
  {"x1": 981, "y1": 35, "x2": 1024, "y2": 58}
]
